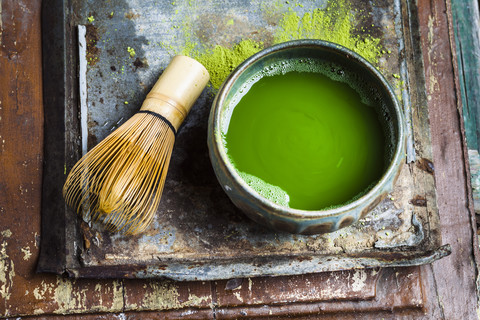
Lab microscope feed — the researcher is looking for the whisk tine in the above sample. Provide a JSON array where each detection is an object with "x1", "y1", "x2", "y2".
[
  {"x1": 63, "y1": 113, "x2": 176, "y2": 233},
  {"x1": 97, "y1": 118, "x2": 175, "y2": 230},
  {"x1": 62, "y1": 56, "x2": 209, "y2": 235}
]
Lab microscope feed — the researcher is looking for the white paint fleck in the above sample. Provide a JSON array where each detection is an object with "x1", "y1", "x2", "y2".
[
  {"x1": 233, "y1": 291, "x2": 244, "y2": 302},
  {"x1": 1, "y1": 230, "x2": 12, "y2": 238},
  {"x1": 34, "y1": 308, "x2": 45, "y2": 315},
  {"x1": 351, "y1": 269, "x2": 367, "y2": 292},
  {"x1": 429, "y1": 74, "x2": 438, "y2": 95},
  {"x1": 188, "y1": 293, "x2": 211, "y2": 307},
  {"x1": 21, "y1": 246, "x2": 32, "y2": 260},
  {"x1": 180, "y1": 310, "x2": 196, "y2": 316},
  {"x1": 34, "y1": 232, "x2": 40, "y2": 247},
  {"x1": 111, "y1": 280, "x2": 124, "y2": 310},
  {"x1": 0, "y1": 241, "x2": 15, "y2": 303},
  {"x1": 428, "y1": 15, "x2": 434, "y2": 47},
  {"x1": 33, "y1": 280, "x2": 55, "y2": 300},
  {"x1": 53, "y1": 277, "x2": 81, "y2": 311}
]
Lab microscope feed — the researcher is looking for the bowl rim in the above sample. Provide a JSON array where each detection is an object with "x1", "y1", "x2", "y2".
[{"x1": 210, "y1": 39, "x2": 406, "y2": 220}]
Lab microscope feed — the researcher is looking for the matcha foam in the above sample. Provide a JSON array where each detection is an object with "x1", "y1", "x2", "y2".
[{"x1": 238, "y1": 171, "x2": 290, "y2": 207}]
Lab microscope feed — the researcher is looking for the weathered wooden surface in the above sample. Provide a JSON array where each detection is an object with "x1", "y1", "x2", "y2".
[
  {"x1": 417, "y1": 0, "x2": 480, "y2": 318},
  {"x1": 0, "y1": 0, "x2": 478, "y2": 318},
  {"x1": 36, "y1": 0, "x2": 449, "y2": 280}
]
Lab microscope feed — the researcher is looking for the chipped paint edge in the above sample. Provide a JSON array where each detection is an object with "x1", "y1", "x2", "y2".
[{"x1": 0, "y1": 239, "x2": 15, "y2": 315}]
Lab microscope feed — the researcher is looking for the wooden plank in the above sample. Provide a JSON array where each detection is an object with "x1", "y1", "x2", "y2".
[
  {"x1": 0, "y1": 0, "x2": 45, "y2": 316},
  {"x1": 214, "y1": 267, "x2": 425, "y2": 319},
  {"x1": 13, "y1": 310, "x2": 215, "y2": 320},
  {"x1": 417, "y1": 0, "x2": 480, "y2": 318},
  {"x1": 215, "y1": 270, "x2": 380, "y2": 307},
  {"x1": 0, "y1": 0, "x2": 124, "y2": 317}
]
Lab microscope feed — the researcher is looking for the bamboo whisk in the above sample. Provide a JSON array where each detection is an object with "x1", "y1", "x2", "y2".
[{"x1": 63, "y1": 56, "x2": 210, "y2": 234}]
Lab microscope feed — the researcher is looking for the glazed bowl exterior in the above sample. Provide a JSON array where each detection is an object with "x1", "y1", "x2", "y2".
[{"x1": 207, "y1": 39, "x2": 406, "y2": 235}]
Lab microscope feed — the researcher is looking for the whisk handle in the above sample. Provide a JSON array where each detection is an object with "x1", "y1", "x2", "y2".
[{"x1": 140, "y1": 55, "x2": 210, "y2": 131}]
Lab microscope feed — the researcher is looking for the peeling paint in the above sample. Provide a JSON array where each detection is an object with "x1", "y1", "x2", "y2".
[
  {"x1": 34, "y1": 308, "x2": 45, "y2": 315},
  {"x1": 351, "y1": 269, "x2": 368, "y2": 292},
  {"x1": 111, "y1": 280, "x2": 124, "y2": 311},
  {"x1": 137, "y1": 281, "x2": 181, "y2": 310},
  {"x1": 94, "y1": 283, "x2": 103, "y2": 306},
  {"x1": 428, "y1": 15, "x2": 434, "y2": 47},
  {"x1": 32, "y1": 278, "x2": 124, "y2": 314},
  {"x1": 62, "y1": 279, "x2": 122, "y2": 313},
  {"x1": 233, "y1": 291, "x2": 244, "y2": 303},
  {"x1": 87, "y1": 280, "x2": 124, "y2": 313},
  {"x1": 33, "y1": 280, "x2": 55, "y2": 299},
  {"x1": 53, "y1": 278, "x2": 86, "y2": 312},
  {"x1": 0, "y1": 241, "x2": 15, "y2": 304},
  {"x1": 429, "y1": 74, "x2": 438, "y2": 95},
  {"x1": 131, "y1": 281, "x2": 211, "y2": 311},
  {"x1": 187, "y1": 293, "x2": 211, "y2": 306},
  {"x1": 21, "y1": 246, "x2": 32, "y2": 260}
]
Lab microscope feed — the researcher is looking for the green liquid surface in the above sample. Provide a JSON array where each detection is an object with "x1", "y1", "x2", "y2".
[{"x1": 224, "y1": 70, "x2": 387, "y2": 210}]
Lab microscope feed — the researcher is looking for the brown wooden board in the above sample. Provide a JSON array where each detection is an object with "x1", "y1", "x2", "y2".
[{"x1": 36, "y1": 0, "x2": 451, "y2": 281}]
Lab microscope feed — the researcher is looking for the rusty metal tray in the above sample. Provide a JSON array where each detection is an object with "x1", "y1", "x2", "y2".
[{"x1": 38, "y1": 0, "x2": 450, "y2": 281}]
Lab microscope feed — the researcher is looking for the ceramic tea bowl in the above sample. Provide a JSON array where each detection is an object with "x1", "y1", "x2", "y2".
[{"x1": 207, "y1": 39, "x2": 405, "y2": 235}]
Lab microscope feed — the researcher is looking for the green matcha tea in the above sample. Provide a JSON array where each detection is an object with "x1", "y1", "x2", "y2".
[{"x1": 223, "y1": 62, "x2": 388, "y2": 210}]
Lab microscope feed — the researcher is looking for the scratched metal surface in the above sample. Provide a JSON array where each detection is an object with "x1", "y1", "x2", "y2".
[{"x1": 41, "y1": 0, "x2": 450, "y2": 280}]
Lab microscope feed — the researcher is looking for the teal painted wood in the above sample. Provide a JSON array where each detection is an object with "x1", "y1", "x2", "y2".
[{"x1": 451, "y1": 0, "x2": 480, "y2": 151}]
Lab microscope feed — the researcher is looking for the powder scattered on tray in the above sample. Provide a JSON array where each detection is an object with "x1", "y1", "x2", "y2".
[
  {"x1": 193, "y1": 40, "x2": 264, "y2": 90},
  {"x1": 166, "y1": 0, "x2": 384, "y2": 90},
  {"x1": 274, "y1": 2, "x2": 383, "y2": 65}
]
